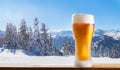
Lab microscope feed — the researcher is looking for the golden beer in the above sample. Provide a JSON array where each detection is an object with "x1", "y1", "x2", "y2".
[{"x1": 72, "y1": 14, "x2": 94, "y2": 67}]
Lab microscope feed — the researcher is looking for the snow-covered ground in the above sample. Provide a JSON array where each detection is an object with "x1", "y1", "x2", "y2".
[
  {"x1": 0, "y1": 49, "x2": 120, "y2": 67},
  {"x1": 0, "y1": 49, "x2": 28, "y2": 57}
]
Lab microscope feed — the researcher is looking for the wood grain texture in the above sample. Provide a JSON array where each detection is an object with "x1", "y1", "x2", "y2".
[{"x1": 93, "y1": 64, "x2": 120, "y2": 68}]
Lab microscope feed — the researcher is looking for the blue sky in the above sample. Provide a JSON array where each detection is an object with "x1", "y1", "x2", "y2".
[{"x1": 0, "y1": 0, "x2": 120, "y2": 31}]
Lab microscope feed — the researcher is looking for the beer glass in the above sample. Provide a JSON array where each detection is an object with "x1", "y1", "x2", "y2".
[{"x1": 72, "y1": 14, "x2": 94, "y2": 67}]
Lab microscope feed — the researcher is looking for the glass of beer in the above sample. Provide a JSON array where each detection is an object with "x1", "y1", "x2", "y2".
[{"x1": 72, "y1": 14, "x2": 94, "y2": 67}]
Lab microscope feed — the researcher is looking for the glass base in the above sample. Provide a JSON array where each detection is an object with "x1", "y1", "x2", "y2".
[{"x1": 75, "y1": 59, "x2": 92, "y2": 67}]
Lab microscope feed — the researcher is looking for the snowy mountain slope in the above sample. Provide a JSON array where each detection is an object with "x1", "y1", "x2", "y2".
[
  {"x1": 94, "y1": 29, "x2": 105, "y2": 36},
  {"x1": 95, "y1": 29, "x2": 120, "y2": 40},
  {"x1": 104, "y1": 31, "x2": 120, "y2": 40},
  {"x1": 92, "y1": 35, "x2": 120, "y2": 57}
]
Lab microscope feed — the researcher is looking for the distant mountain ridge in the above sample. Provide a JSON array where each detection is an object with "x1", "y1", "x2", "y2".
[
  {"x1": 50, "y1": 29, "x2": 120, "y2": 39},
  {"x1": 50, "y1": 29, "x2": 120, "y2": 58},
  {"x1": 49, "y1": 30, "x2": 73, "y2": 38}
]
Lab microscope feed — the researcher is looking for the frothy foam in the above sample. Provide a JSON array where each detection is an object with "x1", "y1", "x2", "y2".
[{"x1": 72, "y1": 14, "x2": 94, "y2": 24}]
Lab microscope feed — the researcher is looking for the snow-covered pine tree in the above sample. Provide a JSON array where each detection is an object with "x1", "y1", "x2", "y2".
[
  {"x1": 0, "y1": 37, "x2": 4, "y2": 48},
  {"x1": 61, "y1": 37, "x2": 75, "y2": 56},
  {"x1": 18, "y1": 19, "x2": 29, "y2": 50},
  {"x1": 4, "y1": 23, "x2": 18, "y2": 53},
  {"x1": 111, "y1": 44, "x2": 119, "y2": 58},
  {"x1": 61, "y1": 37, "x2": 69, "y2": 56},
  {"x1": 104, "y1": 47, "x2": 109, "y2": 57},
  {"x1": 48, "y1": 34, "x2": 55, "y2": 55},
  {"x1": 48, "y1": 34, "x2": 62, "y2": 55},
  {"x1": 40, "y1": 23, "x2": 53, "y2": 55},
  {"x1": 0, "y1": 32, "x2": 5, "y2": 48},
  {"x1": 12, "y1": 25, "x2": 19, "y2": 49},
  {"x1": 31, "y1": 17, "x2": 44, "y2": 55},
  {"x1": 27, "y1": 27, "x2": 33, "y2": 51}
]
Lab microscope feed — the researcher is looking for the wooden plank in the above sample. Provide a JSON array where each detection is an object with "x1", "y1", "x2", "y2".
[{"x1": 93, "y1": 64, "x2": 120, "y2": 68}]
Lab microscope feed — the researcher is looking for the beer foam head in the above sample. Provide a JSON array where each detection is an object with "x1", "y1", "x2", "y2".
[{"x1": 72, "y1": 14, "x2": 94, "y2": 24}]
